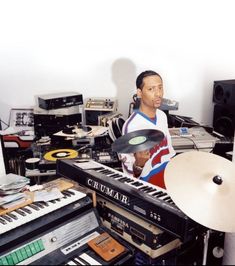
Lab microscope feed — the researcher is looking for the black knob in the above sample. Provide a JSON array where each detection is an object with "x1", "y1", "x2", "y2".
[{"x1": 213, "y1": 175, "x2": 223, "y2": 185}]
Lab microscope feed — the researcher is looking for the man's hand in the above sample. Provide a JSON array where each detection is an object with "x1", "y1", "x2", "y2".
[
  {"x1": 134, "y1": 150, "x2": 150, "y2": 167},
  {"x1": 133, "y1": 150, "x2": 150, "y2": 177}
]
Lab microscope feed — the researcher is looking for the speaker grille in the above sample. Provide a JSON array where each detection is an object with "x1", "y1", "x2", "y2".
[
  {"x1": 213, "y1": 80, "x2": 235, "y2": 106},
  {"x1": 213, "y1": 104, "x2": 235, "y2": 137}
]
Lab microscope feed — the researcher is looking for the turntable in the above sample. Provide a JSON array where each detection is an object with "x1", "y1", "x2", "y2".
[
  {"x1": 37, "y1": 148, "x2": 79, "y2": 172},
  {"x1": 54, "y1": 125, "x2": 93, "y2": 138},
  {"x1": 43, "y1": 148, "x2": 78, "y2": 161}
]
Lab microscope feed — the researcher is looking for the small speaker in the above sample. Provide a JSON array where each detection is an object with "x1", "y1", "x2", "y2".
[
  {"x1": 213, "y1": 104, "x2": 235, "y2": 137},
  {"x1": 85, "y1": 110, "x2": 112, "y2": 125},
  {"x1": 213, "y1": 80, "x2": 235, "y2": 106}
]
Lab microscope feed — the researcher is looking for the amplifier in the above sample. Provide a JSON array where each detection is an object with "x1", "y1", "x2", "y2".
[
  {"x1": 97, "y1": 197, "x2": 181, "y2": 259},
  {"x1": 84, "y1": 98, "x2": 118, "y2": 125},
  {"x1": 84, "y1": 98, "x2": 117, "y2": 111},
  {"x1": 38, "y1": 92, "x2": 83, "y2": 110},
  {"x1": 34, "y1": 105, "x2": 83, "y2": 116}
]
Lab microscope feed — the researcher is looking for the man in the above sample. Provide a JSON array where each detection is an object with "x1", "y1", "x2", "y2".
[{"x1": 120, "y1": 70, "x2": 175, "y2": 189}]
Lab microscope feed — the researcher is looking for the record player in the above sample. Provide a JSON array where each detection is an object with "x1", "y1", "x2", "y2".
[
  {"x1": 33, "y1": 106, "x2": 83, "y2": 139},
  {"x1": 37, "y1": 148, "x2": 79, "y2": 172}
]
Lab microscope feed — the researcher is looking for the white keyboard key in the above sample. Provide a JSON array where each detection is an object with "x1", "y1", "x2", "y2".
[{"x1": 0, "y1": 189, "x2": 86, "y2": 235}]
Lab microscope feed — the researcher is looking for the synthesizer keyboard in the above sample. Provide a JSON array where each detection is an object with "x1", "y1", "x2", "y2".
[
  {"x1": 0, "y1": 208, "x2": 134, "y2": 265},
  {"x1": 0, "y1": 189, "x2": 85, "y2": 235},
  {"x1": 1, "y1": 189, "x2": 92, "y2": 250},
  {"x1": 57, "y1": 159, "x2": 200, "y2": 241}
]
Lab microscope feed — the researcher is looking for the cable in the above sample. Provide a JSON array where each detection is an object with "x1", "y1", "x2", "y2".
[
  {"x1": 180, "y1": 121, "x2": 199, "y2": 127},
  {"x1": 180, "y1": 135, "x2": 199, "y2": 151}
]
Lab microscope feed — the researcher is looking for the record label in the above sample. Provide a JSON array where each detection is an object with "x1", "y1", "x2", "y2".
[
  {"x1": 44, "y1": 149, "x2": 78, "y2": 161},
  {"x1": 129, "y1": 136, "x2": 147, "y2": 145}
]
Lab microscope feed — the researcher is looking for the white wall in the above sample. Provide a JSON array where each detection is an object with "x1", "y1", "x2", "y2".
[{"x1": 1, "y1": 0, "x2": 235, "y2": 127}]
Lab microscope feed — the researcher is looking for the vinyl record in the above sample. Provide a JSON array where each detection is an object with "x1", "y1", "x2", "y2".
[
  {"x1": 62, "y1": 125, "x2": 92, "y2": 135},
  {"x1": 62, "y1": 127, "x2": 75, "y2": 134},
  {"x1": 116, "y1": 117, "x2": 125, "y2": 133},
  {"x1": 108, "y1": 117, "x2": 125, "y2": 141},
  {"x1": 112, "y1": 129, "x2": 164, "y2": 154},
  {"x1": 81, "y1": 125, "x2": 92, "y2": 132},
  {"x1": 44, "y1": 149, "x2": 78, "y2": 161},
  {"x1": 107, "y1": 119, "x2": 115, "y2": 141},
  {"x1": 112, "y1": 118, "x2": 122, "y2": 139}
]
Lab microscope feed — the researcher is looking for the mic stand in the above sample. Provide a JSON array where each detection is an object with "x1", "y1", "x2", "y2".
[{"x1": 202, "y1": 229, "x2": 210, "y2": 265}]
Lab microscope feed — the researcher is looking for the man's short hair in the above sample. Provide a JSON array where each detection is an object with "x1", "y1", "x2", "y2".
[{"x1": 136, "y1": 70, "x2": 162, "y2": 90}]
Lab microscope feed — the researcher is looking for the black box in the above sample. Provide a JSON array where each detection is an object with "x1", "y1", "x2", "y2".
[
  {"x1": 97, "y1": 197, "x2": 181, "y2": 259},
  {"x1": 38, "y1": 92, "x2": 83, "y2": 110},
  {"x1": 34, "y1": 113, "x2": 82, "y2": 138}
]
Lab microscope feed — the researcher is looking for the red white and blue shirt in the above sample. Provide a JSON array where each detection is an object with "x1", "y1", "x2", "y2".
[{"x1": 120, "y1": 109, "x2": 175, "y2": 189}]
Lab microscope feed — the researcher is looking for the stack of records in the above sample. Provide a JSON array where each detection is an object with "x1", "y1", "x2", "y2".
[{"x1": 0, "y1": 173, "x2": 29, "y2": 209}]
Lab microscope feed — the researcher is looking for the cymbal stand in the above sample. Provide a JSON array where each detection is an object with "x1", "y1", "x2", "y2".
[{"x1": 202, "y1": 229, "x2": 210, "y2": 265}]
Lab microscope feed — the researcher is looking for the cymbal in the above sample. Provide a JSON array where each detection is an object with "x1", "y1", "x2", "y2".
[
  {"x1": 112, "y1": 129, "x2": 164, "y2": 153},
  {"x1": 164, "y1": 151, "x2": 235, "y2": 233}
]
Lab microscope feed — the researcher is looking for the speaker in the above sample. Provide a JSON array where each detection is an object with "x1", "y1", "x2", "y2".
[
  {"x1": 213, "y1": 104, "x2": 235, "y2": 137},
  {"x1": 206, "y1": 231, "x2": 225, "y2": 266},
  {"x1": 213, "y1": 80, "x2": 235, "y2": 106}
]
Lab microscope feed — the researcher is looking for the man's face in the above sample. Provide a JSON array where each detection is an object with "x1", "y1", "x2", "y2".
[{"x1": 137, "y1": 75, "x2": 164, "y2": 109}]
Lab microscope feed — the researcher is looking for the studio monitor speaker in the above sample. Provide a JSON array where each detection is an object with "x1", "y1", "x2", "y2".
[
  {"x1": 213, "y1": 104, "x2": 235, "y2": 137},
  {"x1": 213, "y1": 80, "x2": 235, "y2": 106}
]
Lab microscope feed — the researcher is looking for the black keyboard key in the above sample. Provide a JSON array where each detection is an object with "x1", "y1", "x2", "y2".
[
  {"x1": 62, "y1": 191, "x2": 71, "y2": 197},
  {"x1": 156, "y1": 192, "x2": 167, "y2": 198},
  {"x1": 7, "y1": 212, "x2": 18, "y2": 220},
  {"x1": 162, "y1": 196, "x2": 171, "y2": 201},
  {"x1": 125, "y1": 178, "x2": 133, "y2": 183},
  {"x1": 21, "y1": 207, "x2": 32, "y2": 214},
  {"x1": 40, "y1": 201, "x2": 49, "y2": 207},
  {"x1": 131, "y1": 181, "x2": 143, "y2": 187},
  {"x1": 67, "y1": 190, "x2": 75, "y2": 195},
  {"x1": 28, "y1": 204, "x2": 40, "y2": 211},
  {"x1": 2, "y1": 215, "x2": 13, "y2": 222},
  {"x1": 0, "y1": 217, "x2": 7, "y2": 225},
  {"x1": 147, "y1": 188, "x2": 157, "y2": 193},
  {"x1": 118, "y1": 177, "x2": 128, "y2": 182},
  {"x1": 139, "y1": 185, "x2": 149, "y2": 191},
  {"x1": 34, "y1": 202, "x2": 45, "y2": 208},
  {"x1": 152, "y1": 191, "x2": 162, "y2": 196},
  {"x1": 15, "y1": 209, "x2": 27, "y2": 216}
]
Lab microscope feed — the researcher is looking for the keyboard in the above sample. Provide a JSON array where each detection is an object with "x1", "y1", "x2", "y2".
[{"x1": 57, "y1": 159, "x2": 199, "y2": 241}]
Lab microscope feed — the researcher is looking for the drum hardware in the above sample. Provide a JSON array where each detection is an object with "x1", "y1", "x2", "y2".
[{"x1": 165, "y1": 150, "x2": 235, "y2": 264}]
